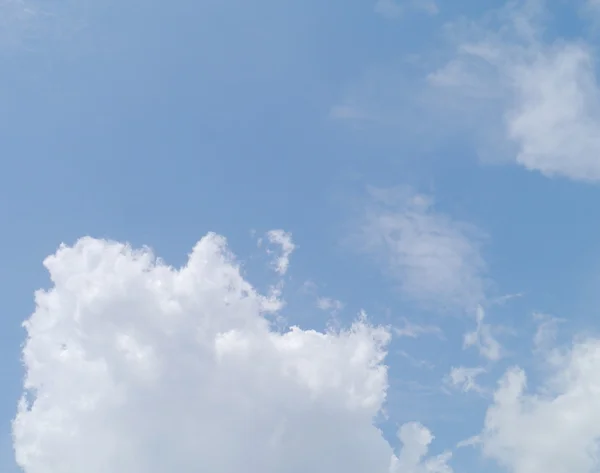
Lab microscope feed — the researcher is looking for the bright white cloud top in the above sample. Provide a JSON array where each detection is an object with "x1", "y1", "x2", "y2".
[
  {"x1": 14, "y1": 232, "x2": 600, "y2": 473},
  {"x1": 481, "y1": 339, "x2": 600, "y2": 473},
  {"x1": 12, "y1": 233, "x2": 451, "y2": 473}
]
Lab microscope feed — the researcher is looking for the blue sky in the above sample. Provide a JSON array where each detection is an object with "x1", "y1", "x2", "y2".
[{"x1": 5, "y1": 0, "x2": 600, "y2": 472}]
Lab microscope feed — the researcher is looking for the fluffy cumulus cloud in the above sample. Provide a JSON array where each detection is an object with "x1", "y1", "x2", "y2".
[
  {"x1": 266, "y1": 229, "x2": 296, "y2": 276},
  {"x1": 354, "y1": 186, "x2": 488, "y2": 313},
  {"x1": 480, "y1": 338, "x2": 600, "y2": 473},
  {"x1": 12, "y1": 233, "x2": 452, "y2": 473},
  {"x1": 429, "y1": 0, "x2": 600, "y2": 181},
  {"x1": 391, "y1": 423, "x2": 452, "y2": 473}
]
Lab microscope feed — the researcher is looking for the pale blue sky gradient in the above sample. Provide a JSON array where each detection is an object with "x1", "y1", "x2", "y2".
[{"x1": 4, "y1": 1, "x2": 600, "y2": 472}]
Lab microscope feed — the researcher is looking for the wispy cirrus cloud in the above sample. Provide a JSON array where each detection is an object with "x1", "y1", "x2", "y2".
[
  {"x1": 352, "y1": 186, "x2": 489, "y2": 314},
  {"x1": 394, "y1": 317, "x2": 443, "y2": 339},
  {"x1": 316, "y1": 296, "x2": 344, "y2": 314},
  {"x1": 446, "y1": 366, "x2": 486, "y2": 394},
  {"x1": 463, "y1": 306, "x2": 503, "y2": 361}
]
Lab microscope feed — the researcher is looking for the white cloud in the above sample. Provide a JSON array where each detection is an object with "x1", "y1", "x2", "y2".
[
  {"x1": 456, "y1": 435, "x2": 481, "y2": 449},
  {"x1": 316, "y1": 297, "x2": 344, "y2": 314},
  {"x1": 354, "y1": 186, "x2": 488, "y2": 313},
  {"x1": 394, "y1": 318, "x2": 443, "y2": 339},
  {"x1": 429, "y1": 1, "x2": 600, "y2": 181},
  {"x1": 266, "y1": 229, "x2": 295, "y2": 275},
  {"x1": 446, "y1": 366, "x2": 486, "y2": 394},
  {"x1": 463, "y1": 306, "x2": 502, "y2": 361},
  {"x1": 480, "y1": 337, "x2": 600, "y2": 473},
  {"x1": 390, "y1": 423, "x2": 452, "y2": 473},
  {"x1": 490, "y1": 292, "x2": 524, "y2": 306},
  {"x1": 397, "y1": 350, "x2": 435, "y2": 370},
  {"x1": 300, "y1": 282, "x2": 344, "y2": 318},
  {"x1": 532, "y1": 312, "x2": 564, "y2": 352},
  {"x1": 12, "y1": 234, "x2": 451, "y2": 473}
]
